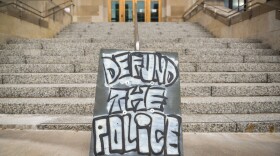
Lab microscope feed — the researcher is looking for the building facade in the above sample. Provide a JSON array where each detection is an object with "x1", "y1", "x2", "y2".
[{"x1": 72, "y1": 0, "x2": 190, "y2": 22}]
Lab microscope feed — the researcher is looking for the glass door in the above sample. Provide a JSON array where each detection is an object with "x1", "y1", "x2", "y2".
[
  {"x1": 111, "y1": 0, "x2": 120, "y2": 22},
  {"x1": 125, "y1": 0, "x2": 133, "y2": 22},
  {"x1": 151, "y1": 0, "x2": 159, "y2": 22},
  {"x1": 108, "y1": 0, "x2": 161, "y2": 22},
  {"x1": 137, "y1": 0, "x2": 145, "y2": 22}
]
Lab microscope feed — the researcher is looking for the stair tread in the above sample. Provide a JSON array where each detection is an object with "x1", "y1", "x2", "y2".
[
  {"x1": 0, "y1": 113, "x2": 279, "y2": 125},
  {"x1": 181, "y1": 96, "x2": 280, "y2": 103}
]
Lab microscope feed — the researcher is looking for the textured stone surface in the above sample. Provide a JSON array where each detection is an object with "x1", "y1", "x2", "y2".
[
  {"x1": 0, "y1": 56, "x2": 25, "y2": 64},
  {"x1": 3, "y1": 43, "x2": 42, "y2": 50},
  {"x1": 180, "y1": 55, "x2": 243, "y2": 63},
  {"x1": 74, "y1": 64, "x2": 98, "y2": 73},
  {"x1": 181, "y1": 83, "x2": 211, "y2": 96},
  {"x1": 0, "y1": 22, "x2": 279, "y2": 133},
  {"x1": 268, "y1": 73, "x2": 280, "y2": 83},
  {"x1": 245, "y1": 56, "x2": 280, "y2": 63},
  {"x1": 2, "y1": 73, "x2": 97, "y2": 84},
  {"x1": 0, "y1": 49, "x2": 41, "y2": 56},
  {"x1": 229, "y1": 43, "x2": 271, "y2": 49},
  {"x1": 180, "y1": 72, "x2": 268, "y2": 83},
  {"x1": 0, "y1": 64, "x2": 75, "y2": 73},
  {"x1": 0, "y1": 130, "x2": 279, "y2": 156},
  {"x1": 185, "y1": 48, "x2": 279, "y2": 56},
  {"x1": 197, "y1": 63, "x2": 280, "y2": 72},
  {"x1": 40, "y1": 49, "x2": 84, "y2": 56},
  {"x1": 225, "y1": 114, "x2": 280, "y2": 132},
  {"x1": 212, "y1": 83, "x2": 280, "y2": 97},
  {"x1": 181, "y1": 96, "x2": 280, "y2": 114},
  {"x1": 0, "y1": 98, "x2": 94, "y2": 115},
  {"x1": 0, "y1": 84, "x2": 96, "y2": 98},
  {"x1": 26, "y1": 56, "x2": 94, "y2": 64}
]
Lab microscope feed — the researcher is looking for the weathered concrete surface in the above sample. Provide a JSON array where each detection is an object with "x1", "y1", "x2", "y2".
[{"x1": 0, "y1": 130, "x2": 279, "y2": 156}]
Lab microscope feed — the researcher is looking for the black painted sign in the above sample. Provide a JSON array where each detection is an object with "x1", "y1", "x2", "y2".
[{"x1": 90, "y1": 49, "x2": 183, "y2": 156}]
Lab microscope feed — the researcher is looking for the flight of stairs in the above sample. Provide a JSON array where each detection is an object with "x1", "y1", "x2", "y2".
[{"x1": 0, "y1": 22, "x2": 279, "y2": 132}]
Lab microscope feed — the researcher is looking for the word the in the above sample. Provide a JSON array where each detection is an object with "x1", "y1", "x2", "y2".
[{"x1": 107, "y1": 85, "x2": 167, "y2": 114}]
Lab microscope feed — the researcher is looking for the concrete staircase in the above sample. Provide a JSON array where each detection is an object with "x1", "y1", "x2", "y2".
[{"x1": 0, "y1": 22, "x2": 279, "y2": 132}]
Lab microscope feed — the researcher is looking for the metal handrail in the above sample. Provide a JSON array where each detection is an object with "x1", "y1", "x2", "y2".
[
  {"x1": 17, "y1": 0, "x2": 42, "y2": 13},
  {"x1": 184, "y1": 0, "x2": 280, "y2": 24},
  {"x1": 44, "y1": 0, "x2": 73, "y2": 13},
  {"x1": 219, "y1": 2, "x2": 280, "y2": 19},
  {"x1": 183, "y1": 0, "x2": 204, "y2": 17},
  {"x1": 203, "y1": 0, "x2": 255, "y2": 14},
  {"x1": 0, "y1": 0, "x2": 74, "y2": 18},
  {"x1": 134, "y1": 1, "x2": 140, "y2": 51},
  {"x1": 183, "y1": 0, "x2": 252, "y2": 17}
]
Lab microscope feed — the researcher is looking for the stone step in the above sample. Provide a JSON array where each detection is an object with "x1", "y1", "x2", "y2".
[
  {"x1": 181, "y1": 96, "x2": 280, "y2": 114},
  {"x1": 1, "y1": 42, "x2": 270, "y2": 51},
  {"x1": 0, "y1": 49, "x2": 85, "y2": 56},
  {"x1": 0, "y1": 73, "x2": 97, "y2": 84},
  {"x1": 0, "y1": 84, "x2": 96, "y2": 98},
  {"x1": 0, "y1": 83, "x2": 279, "y2": 98},
  {"x1": 1, "y1": 63, "x2": 279, "y2": 73},
  {"x1": 0, "y1": 56, "x2": 95, "y2": 64},
  {"x1": 3, "y1": 55, "x2": 279, "y2": 64},
  {"x1": 56, "y1": 34, "x2": 213, "y2": 39},
  {"x1": 181, "y1": 55, "x2": 243, "y2": 63},
  {"x1": 181, "y1": 83, "x2": 280, "y2": 97},
  {"x1": 244, "y1": 56, "x2": 280, "y2": 63},
  {"x1": 183, "y1": 113, "x2": 280, "y2": 132},
  {"x1": 3, "y1": 48, "x2": 275, "y2": 57},
  {"x1": 58, "y1": 31, "x2": 211, "y2": 35},
  {"x1": 0, "y1": 98, "x2": 94, "y2": 115},
  {"x1": 0, "y1": 64, "x2": 75, "y2": 73},
  {"x1": 7, "y1": 38, "x2": 261, "y2": 44},
  {"x1": 0, "y1": 113, "x2": 279, "y2": 132},
  {"x1": 142, "y1": 42, "x2": 269, "y2": 49},
  {"x1": 185, "y1": 48, "x2": 279, "y2": 56},
  {"x1": 2, "y1": 43, "x2": 132, "y2": 50},
  {"x1": 1, "y1": 96, "x2": 279, "y2": 115},
  {"x1": 1, "y1": 72, "x2": 279, "y2": 84},
  {"x1": 182, "y1": 55, "x2": 280, "y2": 63},
  {"x1": 193, "y1": 63, "x2": 280, "y2": 72},
  {"x1": 180, "y1": 72, "x2": 273, "y2": 83}
]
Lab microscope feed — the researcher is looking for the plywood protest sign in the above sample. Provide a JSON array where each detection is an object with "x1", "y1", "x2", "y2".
[{"x1": 90, "y1": 49, "x2": 183, "y2": 156}]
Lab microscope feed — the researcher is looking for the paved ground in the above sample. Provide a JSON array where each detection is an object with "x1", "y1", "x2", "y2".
[{"x1": 0, "y1": 130, "x2": 279, "y2": 156}]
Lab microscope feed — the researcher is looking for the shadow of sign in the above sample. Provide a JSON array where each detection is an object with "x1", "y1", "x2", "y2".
[{"x1": 90, "y1": 49, "x2": 183, "y2": 156}]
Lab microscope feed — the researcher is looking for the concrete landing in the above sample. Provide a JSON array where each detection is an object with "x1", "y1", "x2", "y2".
[{"x1": 0, "y1": 130, "x2": 279, "y2": 156}]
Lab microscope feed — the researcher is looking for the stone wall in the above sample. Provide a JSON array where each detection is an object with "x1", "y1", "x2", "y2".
[
  {"x1": 0, "y1": 10, "x2": 72, "y2": 43},
  {"x1": 188, "y1": 10, "x2": 280, "y2": 50}
]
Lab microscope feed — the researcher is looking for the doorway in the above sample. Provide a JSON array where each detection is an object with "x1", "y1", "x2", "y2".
[{"x1": 108, "y1": 0, "x2": 162, "y2": 22}]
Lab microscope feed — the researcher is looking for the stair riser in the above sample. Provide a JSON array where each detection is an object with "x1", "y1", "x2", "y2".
[
  {"x1": 2, "y1": 42, "x2": 269, "y2": 50},
  {"x1": 1, "y1": 101, "x2": 279, "y2": 115},
  {"x1": 9, "y1": 38, "x2": 260, "y2": 44},
  {"x1": 0, "y1": 122, "x2": 279, "y2": 133},
  {"x1": 196, "y1": 64, "x2": 280, "y2": 72},
  {"x1": 0, "y1": 87, "x2": 95, "y2": 98},
  {"x1": 0, "y1": 104, "x2": 93, "y2": 115},
  {"x1": 182, "y1": 101, "x2": 280, "y2": 114},
  {"x1": 0, "y1": 64, "x2": 75, "y2": 73},
  {"x1": 1, "y1": 56, "x2": 280, "y2": 64},
  {"x1": 3, "y1": 73, "x2": 278, "y2": 84},
  {"x1": 0, "y1": 85, "x2": 279, "y2": 97}
]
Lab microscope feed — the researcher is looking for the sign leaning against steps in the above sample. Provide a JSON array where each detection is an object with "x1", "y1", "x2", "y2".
[{"x1": 90, "y1": 49, "x2": 183, "y2": 156}]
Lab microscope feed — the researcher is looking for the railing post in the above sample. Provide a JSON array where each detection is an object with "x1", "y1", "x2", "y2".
[{"x1": 134, "y1": 1, "x2": 140, "y2": 51}]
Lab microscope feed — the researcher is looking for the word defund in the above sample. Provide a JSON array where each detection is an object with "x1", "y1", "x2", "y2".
[{"x1": 103, "y1": 52, "x2": 179, "y2": 86}]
